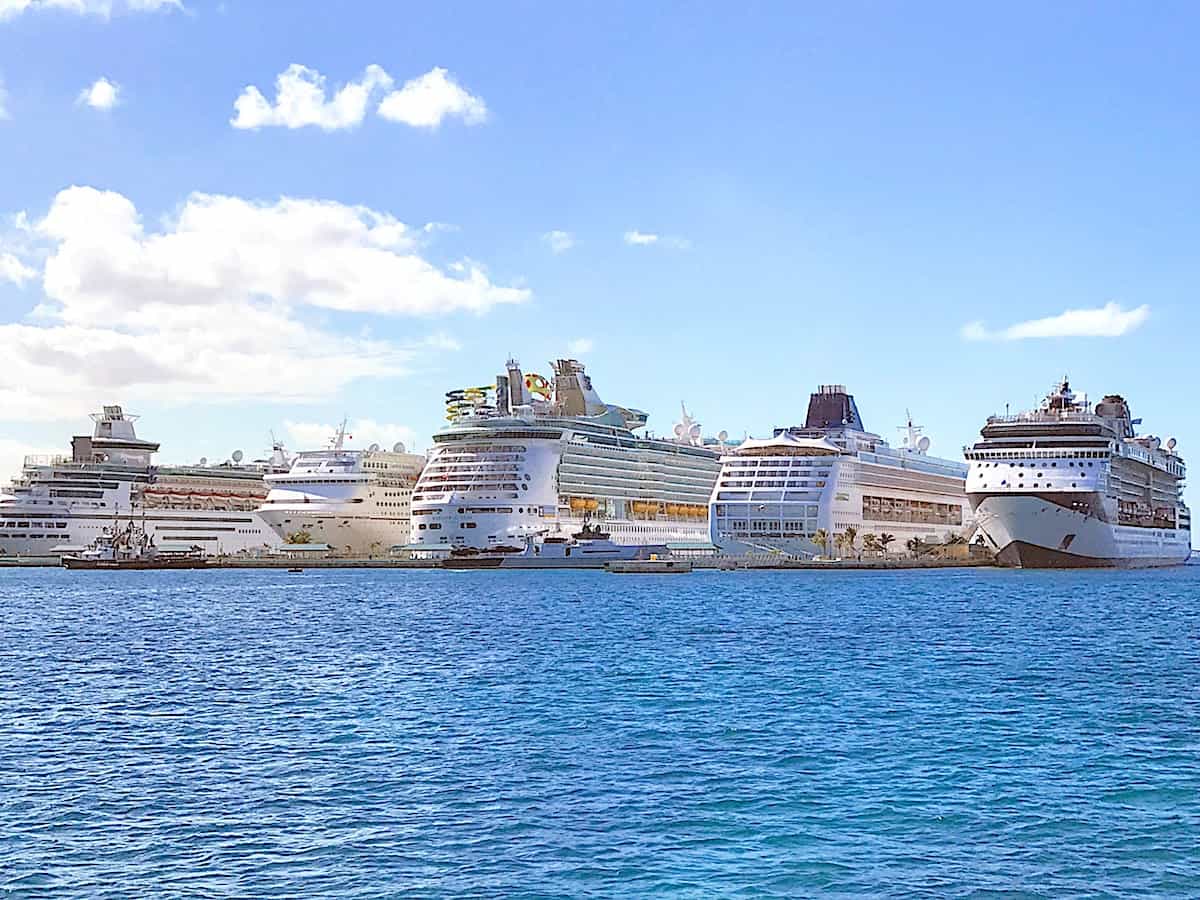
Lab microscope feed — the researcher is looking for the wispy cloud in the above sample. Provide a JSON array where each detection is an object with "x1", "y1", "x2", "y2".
[
  {"x1": 0, "y1": 76, "x2": 9, "y2": 120},
  {"x1": 0, "y1": 0, "x2": 181, "y2": 21},
  {"x1": 542, "y1": 230, "x2": 574, "y2": 254},
  {"x1": 77, "y1": 77, "x2": 120, "y2": 111},
  {"x1": 623, "y1": 229, "x2": 690, "y2": 249},
  {"x1": 962, "y1": 302, "x2": 1150, "y2": 341},
  {"x1": 567, "y1": 337, "x2": 593, "y2": 354},
  {"x1": 623, "y1": 230, "x2": 658, "y2": 246},
  {"x1": 0, "y1": 252, "x2": 35, "y2": 285}
]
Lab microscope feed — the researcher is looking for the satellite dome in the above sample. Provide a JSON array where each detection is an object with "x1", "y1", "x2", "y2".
[
  {"x1": 199, "y1": 456, "x2": 208, "y2": 466},
  {"x1": 392, "y1": 441, "x2": 406, "y2": 454},
  {"x1": 718, "y1": 430, "x2": 729, "y2": 442},
  {"x1": 1168, "y1": 437, "x2": 1178, "y2": 450},
  {"x1": 369, "y1": 442, "x2": 380, "y2": 452},
  {"x1": 917, "y1": 436, "x2": 931, "y2": 453},
  {"x1": 232, "y1": 449, "x2": 244, "y2": 463}
]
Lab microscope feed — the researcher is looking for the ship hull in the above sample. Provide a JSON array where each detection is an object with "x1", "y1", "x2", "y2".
[
  {"x1": 61, "y1": 556, "x2": 208, "y2": 570},
  {"x1": 258, "y1": 508, "x2": 410, "y2": 556},
  {"x1": 971, "y1": 494, "x2": 1191, "y2": 569}
]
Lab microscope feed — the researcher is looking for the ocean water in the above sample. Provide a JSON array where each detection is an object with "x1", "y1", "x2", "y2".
[{"x1": 1, "y1": 567, "x2": 1198, "y2": 898}]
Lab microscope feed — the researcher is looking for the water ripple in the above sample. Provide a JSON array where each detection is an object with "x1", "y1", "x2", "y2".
[{"x1": 1, "y1": 567, "x2": 1199, "y2": 896}]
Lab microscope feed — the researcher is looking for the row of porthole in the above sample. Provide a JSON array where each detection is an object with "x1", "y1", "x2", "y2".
[
  {"x1": 977, "y1": 461, "x2": 1095, "y2": 470},
  {"x1": 980, "y1": 481, "x2": 1081, "y2": 490}
]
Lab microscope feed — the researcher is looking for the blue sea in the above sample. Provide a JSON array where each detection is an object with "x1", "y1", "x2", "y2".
[{"x1": 1, "y1": 567, "x2": 1198, "y2": 897}]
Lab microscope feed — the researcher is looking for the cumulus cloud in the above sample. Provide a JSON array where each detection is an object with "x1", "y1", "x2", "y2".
[
  {"x1": 377, "y1": 67, "x2": 487, "y2": 128},
  {"x1": 0, "y1": 186, "x2": 529, "y2": 421},
  {"x1": 232, "y1": 64, "x2": 487, "y2": 132},
  {"x1": 0, "y1": 0, "x2": 180, "y2": 20},
  {"x1": 623, "y1": 229, "x2": 690, "y2": 249},
  {"x1": 542, "y1": 230, "x2": 574, "y2": 254},
  {"x1": 962, "y1": 302, "x2": 1150, "y2": 341},
  {"x1": 285, "y1": 419, "x2": 418, "y2": 453},
  {"x1": 232, "y1": 64, "x2": 393, "y2": 131},
  {"x1": 567, "y1": 337, "x2": 593, "y2": 354},
  {"x1": 0, "y1": 251, "x2": 35, "y2": 285},
  {"x1": 77, "y1": 77, "x2": 120, "y2": 110}
]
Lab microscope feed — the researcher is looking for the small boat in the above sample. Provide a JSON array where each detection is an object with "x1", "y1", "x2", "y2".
[
  {"x1": 60, "y1": 521, "x2": 208, "y2": 570},
  {"x1": 606, "y1": 559, "x2": 693, "y2": 574},
  {"x1": 442, "y1": 525, "x2": 667, "y2": 570}
]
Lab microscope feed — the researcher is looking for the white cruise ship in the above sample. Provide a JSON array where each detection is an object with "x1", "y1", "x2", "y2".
[
  {"x1": 257, "y1": 421, "x2": 426, "y2": 555},
  {"x1": 0, "y1": 406, "x2": 287, "y2": 557},
  {"x1": 966, "y1": 378, "x2": 1191, "y2": 568},
  {"x1": 408, "y1": 358, "x2": 723, "y2": 554},
  {"x1": 710, "y1": 385, "x2": 971, "y2": 557}
]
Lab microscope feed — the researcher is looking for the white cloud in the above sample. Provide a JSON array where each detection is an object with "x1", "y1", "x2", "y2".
[
  {"x1": 0, "y1": 76, "x2": 8, "y2": 120},
  {"x1": 0, "y1": 251, "x2": 35, "y2": 285},
  {"x1": 232, "y1": 64, "x2": 488, "y2": 132},
  {"x1": 77, "y1": 76, "x2": 120, "y2": 111},
  {"x1": 623, "y1": 230, "x2": 690, "y2": 249},
  {"x1": 0, "y1": 0, "x2": 180, "y2": 20},
  {"x1": 567, "y1": 338, "x2": 593, "y2": 355},
  {"x1": 542, "y1": 230, "x2": 574, "y2": 254},
  {"x1": 377, "y1": 67, "x2": 487, "y2": 128},
  {"x1": 285, "y1": 419, "x2": 418, "y2": 453},
  {"x1": 232, "y1": 64, "x2": 393, "y2": 131},
  {"x1": 0, "y1": 186, "x2": 530, "y2": 422},
  {"x1": 962, "y1": 302, "x2": 1150, "y2": 341}
]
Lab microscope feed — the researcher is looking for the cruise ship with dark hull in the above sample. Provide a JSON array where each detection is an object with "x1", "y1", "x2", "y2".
[{"x1": 966, "y1": 379, "x2": 1191, "y2": 568}]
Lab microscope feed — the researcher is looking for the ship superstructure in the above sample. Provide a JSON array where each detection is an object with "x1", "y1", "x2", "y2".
[
  {"x1": 710, "y1": 385, "x2": 971, "y2": 557},
  {"x1": 257, "y1": 420, "x2": 426, "y2": 555},
  {"x1": 408, "y1": 358, "x2": 723, "y2": 553},
  {"x1": 966, "y1": 378, "x2": 1191, "y2": 567},
  {"x1": 0, "y1": 406, "x2": 286, "y2": 557}
]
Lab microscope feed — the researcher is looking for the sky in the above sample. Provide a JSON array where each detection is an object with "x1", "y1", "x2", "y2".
[{"x1": 1, "y1": 1, "x2": 1199, "y2": 516}]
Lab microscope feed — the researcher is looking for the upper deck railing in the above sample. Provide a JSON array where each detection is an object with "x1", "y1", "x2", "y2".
[
  {"x1": 984, "y1": 410, "x2": 1107, "y2": 426},
  {"x1": 22, "y1": 454, "x2": 74, "y2": 467}
]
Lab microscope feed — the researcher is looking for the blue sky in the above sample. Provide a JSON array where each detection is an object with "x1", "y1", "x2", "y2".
[{"x1": 1, "y1": 1, "x2": 1198, "y2": 504}]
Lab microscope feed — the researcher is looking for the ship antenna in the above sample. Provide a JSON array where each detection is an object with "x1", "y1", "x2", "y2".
[{"x1": 332, "y1": 417, "x2": 349, "y2": 451}]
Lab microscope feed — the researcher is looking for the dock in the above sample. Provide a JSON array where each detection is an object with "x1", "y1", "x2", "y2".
[{"x1": 3, "y1": 554, "x2": 996, "y2": 571}]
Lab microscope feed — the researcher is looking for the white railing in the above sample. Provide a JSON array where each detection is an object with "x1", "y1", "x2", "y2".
[
  {"x1": 985, "y1": 410, "x2": 1104, "y2": 425},
  {"x1": 22, "y1": 455, "x2": 73, "y2": 467}
]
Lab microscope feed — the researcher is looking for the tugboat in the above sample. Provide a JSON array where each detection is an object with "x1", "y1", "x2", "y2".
[{"x1": 61, "y1": 521, "x2": 208, "y2": 570}]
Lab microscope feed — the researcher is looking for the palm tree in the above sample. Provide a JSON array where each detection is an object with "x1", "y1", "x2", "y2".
[
  {"x1": 944, "y1": 531, "x2": 968, "y2": 546},
  {"x1": 843, "y1": 525, "x2": 859, "y2": 559},
  {"x1": 862, "y1": 533, "x2": 880, "y2": 555},
  {"x1": 285, "y1": 529, "x2": 312, "y2": 545},
  {"x1": 811, "y1": 528, "x2": 830, "y2": 557},
  {"x1": 879, "y1": 532, "x2": 895, "y2": 555},
  {"x1": 906, "y1": 537, "x2": 922, "y2": 558}
]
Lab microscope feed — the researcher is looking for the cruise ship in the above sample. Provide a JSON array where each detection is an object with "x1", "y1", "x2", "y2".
[
  {"x1": 408, "y1": 358, "x2": 723, "y2": 554},
  {"x1": 257, "y1": 421, "x2": 426, "y2": 555},
  {"x1": 0, "y1": 406, "x2": 287, "y2": 557},
  {"x1": 966, "y1": 378, "x2": 1191, "y2": 568},
  {"x1": 710, "y1": 385, "x2": 971, "y2": 557}
]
